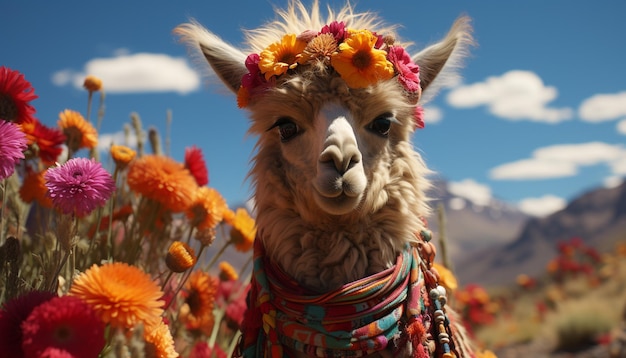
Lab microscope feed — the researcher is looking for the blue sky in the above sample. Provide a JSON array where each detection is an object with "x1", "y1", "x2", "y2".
[{"x1": 4, "y1": 0, "x2": 625, "y2": 217}]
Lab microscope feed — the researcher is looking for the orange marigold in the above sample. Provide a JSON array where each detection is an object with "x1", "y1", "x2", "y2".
[
  {"x1": 179, "y1": 271, "x2": 217, "y2": 336},
  {"x1": 83, "y1": 75, "x2": 103, "y2": 92},
  {"x1": 127, "y1": 155, "x2": 198, "y2": 212},
  {"x1": 218, "y1": 261, "x2": 239, "y2": 281},
  {"x1": 110, "y1": 144, "x2": 136, "y2": 169},
  {"x1": 258, "y1": 33, "x2": 307, "y2": 80},
  {"x1": 186, "y1": 187, "x2": 228, "y2": 231},
  {"x1": 69, "y1": 262, "x2": 164, "y2": 330},
  {"x1": 228, "y1": 208, "x2": 256, "y2": 252},
  {"x1": 19, "y1": 168, "x2": 53, "y2": 208},
  {"x1": 165, "y1": 241, "x2": 196, "y2": 273},
  {"x1": 57, "y1": 109, "x2": 98, "y2": 152},
  {"x1": 144, "y1": 319, "x2": 178, "y2": 358}
]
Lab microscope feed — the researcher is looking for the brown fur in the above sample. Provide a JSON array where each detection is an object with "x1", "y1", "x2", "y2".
[{"x1": 175, "y1": 1, "x2": 475, "y2": 355}]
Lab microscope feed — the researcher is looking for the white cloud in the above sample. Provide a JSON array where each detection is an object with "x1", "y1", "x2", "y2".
[
  {"x1": 617, "y1": 119, "x2": 626, "y2": 135},
  {"x1": 518, "y1": 195, "x2": 566, "y2": 217},
  {"x1": 604, "y1": 176, "x2": 624, "y2": 189},
  {"x1": 52, "y1": 52, "x2": 201, "y2": 95},
  {"x1": 447, "y1": 178, "x2": 492, "y2": 206},
  {"x1": 97, "y1": 131, "x2": 138, "y2": 152},
  {"x1": 446, "y1": 70, "x2": 573, "y2": 123},
  {"x1": 490, "y1": 159, "x2": 577, "y2": 180},
  {"x1": 490, "y1": 142, "x2": 626, "y2": 180},
  {"x1": 579, "y1": 92, "x2": 626, "y2": 122},
  {"x1": 423, "y1": 106, "x2": 442, "y2": 124}
]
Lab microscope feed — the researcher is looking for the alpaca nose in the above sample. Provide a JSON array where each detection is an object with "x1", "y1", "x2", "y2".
[{"x1": 319, "y1": 117, "x2": 362, "y2": 174}]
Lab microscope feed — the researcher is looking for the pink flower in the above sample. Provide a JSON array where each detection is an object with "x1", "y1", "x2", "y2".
[
  {"x1": 45, "y1": 157, "x2": 116, "y2": 216},
  {"x1": 185, "y1": 145, "x2": 209, "y2": 186},
  {"x1": 0, "y1": 120, "x2": 28, "y2": 179},
  {"x1": 387, "y1": 46, "x2": 420, "y2": 93},
  {"x1": 0, "y1": 290, "x2": 56, "y2": 358},
  {"x1": 320, "y1": 21, "x2": 346, "y2": 42},
  {"x1": 21, "y1": 296, "x2": 105, "y2": 358},
  {"x1": 241, "y1": 53, "x2": 266, "y2": 90}
]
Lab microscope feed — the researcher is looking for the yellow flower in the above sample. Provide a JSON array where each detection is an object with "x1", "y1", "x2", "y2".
[
  {"x1": 226, "y1": 208, "x2": 256, "y2": 252},
  {"x1": 110, "y1": 144, "x2": 136, "y2": 168},
  {"x1": 331, "y1": 29, "x2": 394, "y2": 88},
  {"x1": 432, "y1": 262, "x2": 458, "y2": 292},
  {"x1": 143, "y1": 319, "x2": 178, "y2": 358},
  {"x1": 70, "y1": 262, "x2": 164, "y2": 329},
  {"x1": 476, "y1": 349, "x2": 498, "y2": 358},
  {"x1": 180, "y1": 271, "x2": 217, "y2": 336},
  {"x1": 58, "y1": 109, "x2": 98, "y2": 152},
  {"x1": 218, "y1": 261, "x2": 239, "y2": 281},
  {"x1": 259, "y1": 34, "x2": 307, "y2": 80},
  {"x1": 83, "y1": 75, "x2": 103, "y2": 92},
  {"x1": 165, "y1": 241, "x2": 196, "y2": 273},
  {"x1": 186, "y1": 186, "x2": 228, "y2": 231}
]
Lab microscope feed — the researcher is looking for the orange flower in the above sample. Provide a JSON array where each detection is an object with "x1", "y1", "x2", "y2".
[
  {"x1": 127, "y1": 155, "x2": 198, "y2": 212},
  {"x1": 227, "y1": 208, "x2": 256, "y2": 252},
  {"x1": 186, "y1": 187, "x2": 227, "y2": 231},
  {"x1": 57, "y1": 109, "x2": 98, "y2": 152},
  {"x1": 165, "y1": 241, "x2": 196, "y2": 273},
  {"x1": 83, "y1": 75, "x2": 103, "y2": 92},
  {"x1": 179, "y1": 271, "x2": 217, "y2": 336},
  {"x1": 19, "y1": 168, "x2": 53, "y2": 208},
  {"x1": 331, "y1": 29, "x2": 394, "y2": 88},
  {"x1": 218, "y1": 261, "x2": 239, "y2": 281},
  {"x1": 143, "y1": 319, "x2": 178, "y2": 358},
  {"x1": 259, "y1": 34, "x2": 307, "y2": 79},
  {"x1": 236, "y1": 86, "x2": 250, "y2": 108},
  {"x1": 110, "y1": 144, "x2": 136, "y2": 169},
  {"x1": 70, "y1": 262, "x2": 164, "y2": 330}
]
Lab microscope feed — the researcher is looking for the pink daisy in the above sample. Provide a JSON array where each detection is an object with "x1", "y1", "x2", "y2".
[
  {"x1": 387, "y1": 46, "x2": 421, "y2": 93},
  {"x1": 0, "y1": 120, "x2": 28, "y2": 179},
  {"x1": 21, "y1": 296, "x2": 105, "y2": 358},
  {"x1": 0, "y1": 290, "x2": 56, "y2": 358},
  {"x1": 44, "y1": 157, "x2": 116, "y2": 217}
]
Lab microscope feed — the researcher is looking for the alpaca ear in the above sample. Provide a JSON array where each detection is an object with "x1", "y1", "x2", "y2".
[
  {"x1": 175, "y1": 22, "x2": 248, "y2": 94},
  {"x1": 412, "y1": 16, "x2": 473, "y2": 94}
]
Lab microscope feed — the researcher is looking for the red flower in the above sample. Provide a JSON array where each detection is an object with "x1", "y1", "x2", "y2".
[
  {"x1": 21, "y1": 296, "x2": 105, "y2": 358},
  {"x1": 184, "y1": 145, "x2": 209, "y2": 186},
  {"x1": 0, "y1": 66, "x2": 38, "y2": 124},
  {"x1": 320, "y1": 21, "x2": 346, "y2": 42},
  {"x1": 19, "y1": 117, "x2": 66, "y2": 165},
  {"x1": 0, "y1": 290, "x2": 56, "y2": 357}
]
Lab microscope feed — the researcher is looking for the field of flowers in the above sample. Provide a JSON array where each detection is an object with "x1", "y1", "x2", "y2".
[{"x1": 0, "y1": 66, "x2": 255, "y2": 357}]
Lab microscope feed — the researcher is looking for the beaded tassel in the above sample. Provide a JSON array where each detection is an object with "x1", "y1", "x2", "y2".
[{"x1": 429, "y1": 286, "x2": 456, "y2": 358}]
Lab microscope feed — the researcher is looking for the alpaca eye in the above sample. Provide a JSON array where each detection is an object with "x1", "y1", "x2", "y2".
[
  {"x1": 270, "y1": 117, "x2": 299, "y2": 142},
  {"x1": 368, "y1": 115, "x2": 392, "y2": 137}
]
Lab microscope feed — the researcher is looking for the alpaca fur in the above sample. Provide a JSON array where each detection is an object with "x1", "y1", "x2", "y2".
[{"x1": 176, "y1": 1, "x2": 474, "y2": 356}]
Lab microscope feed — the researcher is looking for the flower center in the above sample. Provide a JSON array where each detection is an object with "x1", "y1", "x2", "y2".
[
  {"x1": 64, "y1": 127, "x2": 84, "y2": 151},
  {"x1": 186, "y1": 290, "x2": 202, "y2": 316},
  {"x1": 278, "y1": 51, "x2": 297, "y2": 65},
  {"x1": 351, "y1": 50, "x2": 372, "y2": 70},
  {"x1": 0, "y1": 93, "x2": 18, "y2": 122},
  {"x1": 54, "y1": 325, "x2": 73, "y2": 343}
]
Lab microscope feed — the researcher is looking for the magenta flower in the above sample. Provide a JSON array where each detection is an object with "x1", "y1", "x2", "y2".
[
  {"x1": 44, "y1": 157, "x2": 116, "y2": 216},
  {"x1": 387, "y1": 46, "x2": 421, "y2": 93},
  {"x1": 21, "y1": 296, "x2": 105, "y2": 358},
  {"x1": 320, "y1": 21, "x2": 346, "y2": 42},
  {"x1": 241, "y1": 53, "x2": 267, "y2": 91},
  {"x1": 0, "y1": 120, "x2": 28, "y2": 180}
]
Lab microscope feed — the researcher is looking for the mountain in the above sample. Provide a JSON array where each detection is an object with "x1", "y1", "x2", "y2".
[
  {"x1": 426, "y1": 179, "x2": 529, "y2": 266},
  {"x1": 455, "y1": 180, "x2": 626, "y2": 287}
]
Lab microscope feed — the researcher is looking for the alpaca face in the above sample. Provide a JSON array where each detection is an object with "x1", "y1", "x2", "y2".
[{"x1": 175, "y1": 1, "x2": 473, "y2": 284}]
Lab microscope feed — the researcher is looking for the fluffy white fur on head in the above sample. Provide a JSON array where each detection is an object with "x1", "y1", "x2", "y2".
[{"x1": 175, "y1": 0, "x2": 473, "y2": 291}]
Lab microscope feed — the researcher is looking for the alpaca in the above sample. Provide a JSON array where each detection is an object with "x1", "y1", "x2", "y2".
[{"x1": 176, "y1": 1, "x2": 474, "y2": 356}]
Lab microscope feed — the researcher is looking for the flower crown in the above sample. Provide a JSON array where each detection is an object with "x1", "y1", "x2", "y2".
[{"x1": 236, "y1": 21, "x2": 425, "y2": 129}]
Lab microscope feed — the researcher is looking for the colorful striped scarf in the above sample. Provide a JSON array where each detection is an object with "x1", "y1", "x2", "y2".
[{"x1": 236, "y1": 239, "x2": 434, "y2": 357}]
